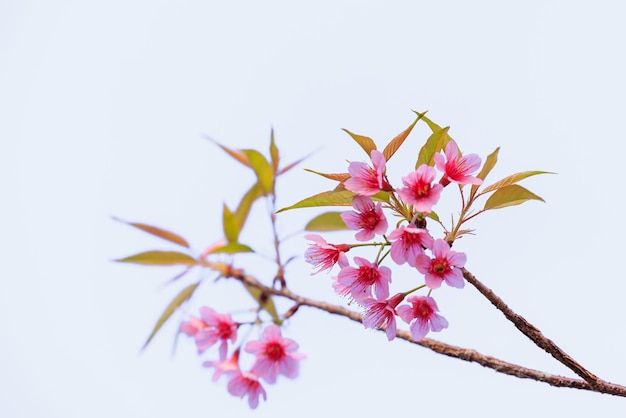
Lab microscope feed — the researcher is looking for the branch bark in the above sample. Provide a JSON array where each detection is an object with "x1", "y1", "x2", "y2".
[{"x1": 230, "y1": 268, "x2": 626, "y2": 397}]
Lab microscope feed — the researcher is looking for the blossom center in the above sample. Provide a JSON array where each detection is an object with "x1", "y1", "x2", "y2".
[
  {"x1": 432, "y1": 259, "x2": 450, "y2": 275},
  {"x1": 360, "y1": 210, "x2": 380, "y2": 230},
  {"x1": 265, "y1": 342, "x2": 286, "y2": 361}
]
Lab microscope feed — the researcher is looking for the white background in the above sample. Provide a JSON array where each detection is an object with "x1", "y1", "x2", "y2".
[{"x1": 2, "y1": 1, "x2": 625, "y2": 417}]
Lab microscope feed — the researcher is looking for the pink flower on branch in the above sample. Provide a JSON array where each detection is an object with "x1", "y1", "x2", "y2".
[
  {"x1": 181, "y1": 307, "x2": 238, "y2": 359},
  {"x1": 341, "y1": 195, "x2": 388, "y2": 241},
  {"x1": 415, "y1": 239, "x2": 466, "y2": 289},
  {"x1": 203, "y1": 349, "x2": 241, "y2": 382},
  {"x1": 396, "y1": 164, "x2": 443, "y2": 213},
  {"x1": 397, "y1": 296, "x2": 448, "y2": 341},
  {"x1": 338, "y1": 257, "x2": 392, "y2": 302},
  {"x1": 227, "y1": 371, "x2": 267, "y2": 409},
  {"x1": 304, "y1": 234, "x2": 350, "y2": 274},
  {"x1": 245, "y1": 325, "x2": 304, "y2": 384},
  {"x1": 434, "y1": 140, "x2": 482, "y2": 186},
  {"x1": 362, "y1": 293, "x2": 404, "y2": 341},
  {"x1": 344, "y1": 150, "x2": 392, "y2": 196},
  {"x1": 387, "y1": 225, "x2": 434, "y2": 267}
]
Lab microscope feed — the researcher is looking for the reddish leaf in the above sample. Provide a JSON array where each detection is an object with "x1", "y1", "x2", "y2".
[
  {"x1": 304, "y1": 169, "x2": 351, "y2": 182},
  {"x1": 342, "y1": 129, "x2": 377, "y2": 156},
  {"x1": 114, "y1": 218, "x2": 190, "y2": 248},
  {"x1": 205, "y1": 136, "x2": 251, "y2": 167},
  {"x1": 382, "y1": 111, "x2": 426, "y2": 161}
]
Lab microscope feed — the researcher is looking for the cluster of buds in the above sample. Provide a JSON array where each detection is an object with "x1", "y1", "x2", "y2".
[
  {"x1": 181, "y1": 307, "x2": 304, "y2": 408},
  {"x1": 306, "y1": 140, "x2": 482, "y2": 341}
]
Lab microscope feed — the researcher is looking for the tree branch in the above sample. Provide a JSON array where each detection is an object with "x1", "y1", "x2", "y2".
[{"x1": 230, "y1": 269, "x2": 626, "y2": 397}]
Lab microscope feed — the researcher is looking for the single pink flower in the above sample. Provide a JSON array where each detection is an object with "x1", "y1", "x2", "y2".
[
  {"x1": 344, "y1": 150, "x2": 391, "y2": 196},
  {"x1": 227, "y1": 370, "x2": 267, "y2": 409},
  {"x1": 397, "y1": 296, "x2": 449, "y2": 341},
  {"x1": 396, "y1": 165, "x2": 444, "y2": 213},
  {"x1": 387, "y1": 225, "x2": 434, "y2": 267},
  {"x1": 203, "y1": 349, "x2": 241, "y2": 381},
  {"x1": 362, "y1": 293, "x2": 404, "y2": 341},
  {"x1": 341, "y1": 195, "x2": 388, "y2": 241},
  {"x1": 338, "y1": 257, "x2": 392, "y2": 302},
  {"x1": 182, "y1": 307, "x2": 238, "y2": 359},
  {"x1": 304, "y1": 234, "x2": 350, "y2": 274},
  {"x1": 180, "y1": 315, "x2": 208, "y2": 337},
  {"x1": 415, "y1": 239, "x2": 466, "y2": 289},
  {"x1": 434, "y1": 140, "x2": 483, "y2": 186},
  {"x1": 331, "y1": 274, "x2": 352, "y2": 299},
  {"x1": 245, "y1": 325, "x2": 304, "y2": 384}
]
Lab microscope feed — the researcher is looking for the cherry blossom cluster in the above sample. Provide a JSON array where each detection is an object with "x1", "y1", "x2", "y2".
[
  {"x1": 305, "y1": 140, "x2": 482, "y2": 341},
  {"x1": 181, "y1": 307, "x2": 304, "y2": 409}
]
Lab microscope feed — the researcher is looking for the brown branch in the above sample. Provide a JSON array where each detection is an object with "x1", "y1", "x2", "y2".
[
  {"x1": 461, "y1": 268, "x2": 611, "y2": 390},
  {"x1": 229, "y1": 269, "x2": 626, "y2": 397}
]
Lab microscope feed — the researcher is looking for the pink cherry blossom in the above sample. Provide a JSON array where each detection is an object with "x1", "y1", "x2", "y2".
[
  {"x1": 344, "y1": 150, "x2": 391, "y2": 196},
  {"x1": 304, "y1": 234, "x2": 350, "y2": 274},
  {"x1": 245, "y1": 325, "x2": 304, "y2": 384},
  {"x1": 181, "y1": 307, "x2": 238, "y2": 359},
  {"x1": 227, "y1": 370, "x2": 267, "y2": 409},
  {"x1": 434, "y1": 140, "x2": 483, "y2": 186},
  {"x1": 338, "y1": 257, "x2": 392, "y2": 302},
  {"x1": 203, "y1": 349, "x2": 241, "y2": 381},
  {"x1": 331, "y1": 274, "x2": 352, "y2": 299},
  {"x1": 362, "y1": 293, "x2": 404, "y2": 341},
  {"x1": 387, "y1": 225, "x2": 434, "y2": 267},
  {"x1": 415, "y1": 239, "x2": 467, "y2": 289},
  {"x1": 341, "y1": 195, "x2": 388, "y2": 241},
  {"x1": 397, "y1": 296, "x2": 449, "y2": 341},
  {"x1": 396, "y1": 164, "x2": 444, "y2": 213}
]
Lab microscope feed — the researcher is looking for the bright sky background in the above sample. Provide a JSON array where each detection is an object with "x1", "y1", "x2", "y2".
[{"x1": 2, "y1": 1, "x2": 626, "y2": 417}]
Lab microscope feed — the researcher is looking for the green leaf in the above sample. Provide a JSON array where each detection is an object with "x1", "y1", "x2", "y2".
[
  {"x1": 209, "y1": 242, "x2": 254, "y2": 254},
  {"x1": 415, "y1": 126, "x2": 450, "y2": 168},
  {"x1": 269, "y1": 129, "x2": 279, "y2": 173},
  {"x1": 206, "y1": 137, "x2": 251, "y2": 167},
  {"x1": 277, "y1": 190, "x2": 355, "y2": 212},
  {"x1": 470, "y1": 147, "x2": 500, "y2": 198},
  {"x1": 222, "y1": 204, "x2": 239, "y2": 242},
  {"x1": 305, "y1": 212, "x2": 348, "y2": 231},
  {"x1": 143, "y1": 281, "x2": 200, "y2": 349},
  {"x1": 418, "y1": 113, "x2": 442, "y2": 133},
  {"x1": 483, "y1": 184, "x2": 545, "y2": 211},
  {"x1": 115, "y1": 251, "x2": 197, "y2": 266},
  {"x1": 234, "y1": 182, "x2": 264, "y2": 233},
  {"x1": 242, "y1": 149, "x2": 274, "y2": 194},
  {"x1": 304, "y1": 169, "x2": 351, "y2": 182},
  {"x1": 113, "y1": 218, "x2": 190, "y2": 248},
  {"x1": 481, "y1": 170, "x2": 555, "y2": 194},
  {"x1": 371, "y1": 191, "x2": 391, "y2": 203},
  {"x1": 427, "y1": 211, "x2": 440, "y2": 222},
  {"x1": 243, "y1": 283, "x2": 282, "y2": 325},
  {"x1": 342, "y1": 129, "x2": 377, "y2": 156},
  {"x1": 382, "y1": 112, "x2": 426, "y2": 161}
]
